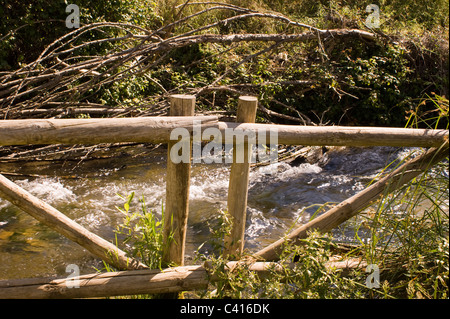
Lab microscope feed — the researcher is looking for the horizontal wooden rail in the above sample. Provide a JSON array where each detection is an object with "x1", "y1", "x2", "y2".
[
  {"x1": 0, "y1": 117, "x2": 448, "y2": 147},
  {"x1": 0, "y1": 259, "x2": 365, "y2": 299},
  {"x1": 0, "y1": 116, "x2": 218, "y2": 146},
  {"x1": 217, "y1": 122, "x2": 449, "y2": 148}
]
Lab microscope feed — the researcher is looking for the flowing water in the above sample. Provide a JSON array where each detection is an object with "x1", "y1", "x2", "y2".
[{"x1": 0, "y1": 145, "x2": 414, "y2": 279}]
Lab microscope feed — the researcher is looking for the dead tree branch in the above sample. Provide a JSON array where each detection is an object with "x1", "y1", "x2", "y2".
[{"x1": 0, "y1": 4, "x2": 376, "y2": 120}]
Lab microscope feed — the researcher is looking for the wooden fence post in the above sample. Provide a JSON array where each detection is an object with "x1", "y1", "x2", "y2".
[
  {"x1": 223, "y1": 96, "x2": 258, "y2": 258},
  {"x1": 163, "y1": 94, "x2": 195, "y2": 266}
]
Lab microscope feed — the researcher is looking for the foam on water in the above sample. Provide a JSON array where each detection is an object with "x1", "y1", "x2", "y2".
[
  {"x1": 253, "y1": 162, "x2": 322, "y2": 181},
  {"x1": 315, "y1": 175, "x2": 365, "y2": 194},
  {"x1": 246, "y1": 207, "x2": 281, "y2": 239},
  {"x1": 189, "y1": 166, "x2": 230, "y2": 201},
  {"x1": 15, "y1": 178, "x2": 76, "y2": 204}
]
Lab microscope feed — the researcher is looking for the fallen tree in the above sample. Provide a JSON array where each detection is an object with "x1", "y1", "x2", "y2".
[{"x1": 0, "y1": 6, "x2": 378, "y2": 120}]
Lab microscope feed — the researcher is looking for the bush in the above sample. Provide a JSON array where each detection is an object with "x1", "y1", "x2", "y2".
[
  {"x1": 0, "y1": 0, "x2": 161, "y2": 70},
  {"x1": 1, "y1": 0, "x2": 448, "y2": 127}
]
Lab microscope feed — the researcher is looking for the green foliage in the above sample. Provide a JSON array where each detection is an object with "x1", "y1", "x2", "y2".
[
  {"x1": 261, "y1": 233, "x2": 342, "y2": 299},
  {"x1": 197, "y1": 230, "x2": 374, "y2": 299},
  {"x1": 0, "y1": 1, "x2": 67, "y2": 70},
  {"x1": 262, "y1": 0, "x2": 449, "y2": 30},
  {"x1": 334, "y1": 42, "x2": 412, "y2": 125},
  {"x1": 348, "y1": 96, "x2": 449, "y2": 298},
  {"x1": 353, "y1": 156, "x2": 449, "y2": 298},
  {"x1": 115, "y1": 192, "x2": 168, "y2": 270},
  {"x1": 78, "y1": 0, "x2": 161, "y2": 28},
  {"x1": 405, "y1": 94, "x2": 449, "y2": 129},
  {"x1": 1, "y1": 0, "x2": 448, "y2": 125},
  {"x1": 99, "y1": 75, "x2": 152, "y2": 107},
  {"x1": 203, "y1": 209, "x2": 234, "y2": 256},
  {"x1": 379, "y1": 0, "x2": 449, "y2": 30},
  {"x1": 0, "y1": 0, "x2": 161, "y2": 70},
  {"x1": 194, "y1": 211, "x2": 365, "y2": 299}
]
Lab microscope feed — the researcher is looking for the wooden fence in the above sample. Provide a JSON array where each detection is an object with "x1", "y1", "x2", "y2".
[{"x1": 0, "y1": 94, "x2": 448, "y2": 298}]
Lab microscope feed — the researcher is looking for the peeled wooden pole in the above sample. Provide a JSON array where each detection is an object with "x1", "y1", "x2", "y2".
[
  {"x1": 255, "y1": 142, "x2": 450, "y2": 261},
  {"x1": 163, "y1": 94, "x2": 196, "y2": 266},
  {"x1": 215, "y1": 122, "x2": 449, "y2": 148},
  {"x1": 0, "y1": 174, "x2": 146, "y2": 270},
  {"x1": 223, "y1": 96, "x2": 258, "y2": 258},
  {"x1": 0, "y1": 265, "x2": 208, "y2": 299},
  {"x1": 0, "y1": 116, "x2": 218, "y2": 146},
  {"x1": 0, "y1": 118, "x2": 447, "y2": 148},
  {"x1": 0, "y1": 259, "x2": 365, "y2": 299}
]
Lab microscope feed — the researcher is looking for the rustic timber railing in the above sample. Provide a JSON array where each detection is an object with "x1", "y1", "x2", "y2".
[{"x1": 0, "y1": 94, "x2": 448, "y2": 298}]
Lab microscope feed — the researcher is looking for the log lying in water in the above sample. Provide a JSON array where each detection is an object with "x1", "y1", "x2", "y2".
[
  {"x1": 255, "y1": 141, "x2": 450, "y2": 261},
  {"x1": 0, "y1": 259, "x2": 365, "y2": 299},
  {"x1": 0, "y1": 174, "x2": 146, "y2": 270},
  {"x1": 0, "y1": 117, "x2": 448, "y2": 148}
]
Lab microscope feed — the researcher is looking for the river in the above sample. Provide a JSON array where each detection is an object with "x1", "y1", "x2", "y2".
[{"x1": 0, "y1": 145, "x2": 414, "y2": 279}]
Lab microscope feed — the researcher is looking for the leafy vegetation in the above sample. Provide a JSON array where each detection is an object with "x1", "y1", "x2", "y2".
[
  {"x1": 114, "y1": 192, "x2": 170, "y2": 270},
  {"x1": 0, "y1": 0, "x2": 161, "y2": 70},
  {"x1": 1, "y1": 0, "x2": 448, "y2": 126},
  {"x1": 0, "y1": 0, "x2": 448, "y2": 299}
]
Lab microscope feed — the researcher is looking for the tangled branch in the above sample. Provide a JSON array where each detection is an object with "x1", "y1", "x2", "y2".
[{"x1": 0, "y1": 6, "x2": 376, "y2": 120}]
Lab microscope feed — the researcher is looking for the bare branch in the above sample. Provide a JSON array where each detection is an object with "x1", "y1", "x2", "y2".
[{"x1": 0, "y1": 4, "x2": 376, "y2": 121}]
